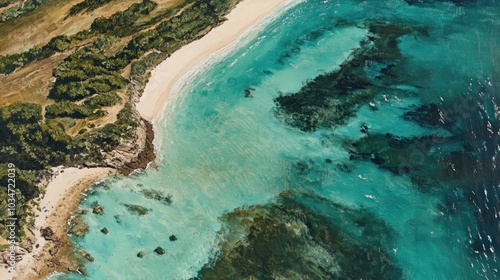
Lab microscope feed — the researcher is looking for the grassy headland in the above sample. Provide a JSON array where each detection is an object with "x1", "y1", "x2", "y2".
[{"x1": 0, "y1": 0, "x2": 240, "y2": 243}]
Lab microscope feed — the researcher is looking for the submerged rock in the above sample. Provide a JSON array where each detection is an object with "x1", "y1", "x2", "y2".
[
  {"x1": 92, "y1": 203, "x2": 104, "y2": 215},
  {"x1": 101, "y1": 227, "x2": 109, "y2": 234},
  {"x1": 154, "y1": 247, "x2": 165, "y2": 255},
  {"x1": 84, "y1": 253, "x2": 94, "y2": 262},
  {"x1": 346, "y1": 133, "x2": 441, "y2": 175},
  {"x1": 336, "y1": 162, "x2": 353, "y2": 173},
  {"x1": 262, "y1": 70, "x2": 273, "y2": 76},
  {"x1": 76, "y1": 250, "x2": 94, "y2": 262},
  {"x1": 114, "y1": 214, "x2": 123, "y2": 224},
  {"x1": 137, "y1": 251, "x2": 144, "y2": 258},
  {"x1": 140, "y1": 189, "x2": 173, "y2": 205},
  {"x1": 68, "y1": 215, "x2": 89, "y2": 238},
  {"x1": 169, "y1": 235, "x2": 177, "y2": 241},
  {"x1": 360, "y1": 123, "x2": 369, "y2": 134},
  {"x1": 243, "y1": 88, "x2": 253, "y2": 98},
  {"x1": 274, "y1": 22, "x2": 425, "y2": 132},
  {"x1": 403, "y1": 103, "x2": 454, "y2": 128},
  {"x1": 295, "y1": 160, "x2": 312, "y2": 173},
  {"x1": 122, "y1": 203, "x2": 149, "y2": 216},
  {"x1": 198, "y1": 191, "x2": 401, "y2": 279},
  {"x1": 405, "y1": 0, "x2": 477, "y2": 6}
]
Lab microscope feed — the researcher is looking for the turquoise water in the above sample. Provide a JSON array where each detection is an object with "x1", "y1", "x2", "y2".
[{"x1": 55, "y1": 0, "x2": 500, "y2": 279}]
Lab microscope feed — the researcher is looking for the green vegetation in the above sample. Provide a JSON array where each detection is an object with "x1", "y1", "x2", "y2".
[
  {"x1": 90, "y1": 0, "x2": 157, "y2": 37},
  {"x1": 0, "y1": 0, "x2": 232, "y2": 75},
  {"x1": 0, "y1": 0, "x2": 239, "y2": 240},
  {"x1": 47, "y1": 38, "x2": 127, "y2": 105},
  {"x1": 69, "y1": 0, "x2": 114, "y2": 15},
  {"x1": 0, "y1": 0, "x2": 48, "y2": 23},
  {"x1": 0, "y1": 102, "x2": 70, "y2": 169},
  {"x1": 84, "y1": 91, "x2": 121, "y2": 108},
  {"x1": 46, "y1": 101, "x2": 96, "y2": 119},
  {"x1": 49, "y1": 74, "x2": 125, "y2": 101},
  {"x1": 130, "y1": 51, "x2": 162, "y2": 89},
  {"x1": 0, "y1": 185, "x2": 29, "y2": 239},
  {"x1": 0, "y1": 102, "x2": 138, "y2": 238},
  {"x1": 0, "y1": 31, "x2": 94, "y2": 75},
  {"x1": 0, "y1": 0, "x2": 14, "y2": 8},
  {"x1": 109, "y1": 0, "x2": 238, "y2": 70}
]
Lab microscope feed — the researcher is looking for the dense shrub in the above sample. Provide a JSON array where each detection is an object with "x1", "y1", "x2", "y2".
[
  {"x1": 0, "y1": 0, "x2": 48, "y2": 23},
  {"x1": 0, "y1": 0, "x2": 12, "y2": 8},
  {"x1": 45, "y1": 101, "x2": 94, "y2": 119},
  {"x1": 90, "y1": 0, "x2": 157, "y2": 37},
  {"x1": 83, "y1": 91, "x2": 121, "y2": 108},
  {"x1": 0, "y1": 0, "x2": 239, "y2": 240},
  {"x1": 0, "y1": 33, "x2": 94, "y2": 75},
  {"x1": 69, "y1": 0, "x2": 114, "y2": 15}
]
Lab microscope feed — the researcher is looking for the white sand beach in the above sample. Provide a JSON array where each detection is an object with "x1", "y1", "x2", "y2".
[
  {"x1": 4, "y1": 0, "x2": 293, "y2": 278},
  {"x1": 137, "y1": 0, "x2": 293, "y2": 120},
  {"x1": 9, "y1": 168, "x2": 115, "y2": 280}
]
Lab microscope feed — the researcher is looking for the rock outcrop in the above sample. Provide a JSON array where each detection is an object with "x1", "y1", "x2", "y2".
[
  {"x1": 0, "y1": 243, "x2": 31, "y2": 265},
  {"x1": 92, "y1": 204, "x2": 104, "y2": 215},
  {"x1": 68, "y1": 215, "x2": 89, "y2": 238},
  {"x1": 104, "y1": 118, "x2": 156, "y2": 176},
  {"x1": 154, "y1": 247, "x2": 165, "y2": 255},
  {"x1": 40, "y1": 227, "x2": 56, "y2": 241},
  {"x1": 122, "y1": 203, "x2": 149, "y2": 216}
]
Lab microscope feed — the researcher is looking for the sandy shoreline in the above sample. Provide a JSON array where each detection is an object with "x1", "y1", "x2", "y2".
[
  {"x1": 1, "y1": 168, "x2": 115, "y2": 280},
  {"x1": 137, "y1": 0, "x2": 294, "y2": 121},
  {"x1": 3, "y1": 0, "x2": 293, "y2": 279}
]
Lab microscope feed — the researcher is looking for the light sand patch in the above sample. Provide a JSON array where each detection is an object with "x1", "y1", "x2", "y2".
[{"x1": 8, "y1": 167, "x2": 116, "y2": 280}]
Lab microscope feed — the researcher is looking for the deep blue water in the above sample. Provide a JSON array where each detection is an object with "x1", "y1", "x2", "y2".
[{"x1": 54, "y1": 0, "x2": 500, "y2": 279}]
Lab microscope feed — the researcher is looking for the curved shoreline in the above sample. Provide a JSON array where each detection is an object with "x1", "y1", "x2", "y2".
[
  {"x1": 4, "y1": 0, "x2": 295, "y2": 279},
  {"x1": 10, "y1": 168, "x2": 116, "y2": 280},
  {"x1": 137, "y1": 0, "x2": 297, "y2": 122}
]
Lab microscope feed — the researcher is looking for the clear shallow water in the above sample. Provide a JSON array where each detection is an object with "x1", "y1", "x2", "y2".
[{"x1": 54, "y1": 0, "x2": 500, "y2": 279}]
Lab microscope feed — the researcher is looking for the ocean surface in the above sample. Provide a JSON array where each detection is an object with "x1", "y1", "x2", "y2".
[{"x1": 54, "y1": 0, "x2": 500, "y2": 279}]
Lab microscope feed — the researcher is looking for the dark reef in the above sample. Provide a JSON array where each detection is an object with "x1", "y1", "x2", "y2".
[
  {"x1": 198, "y1": 191, "x2": 402, "y2": 280},
  {"x1": 405, "y1": 0, "x2": 478, "y2": 6},
  {"x1": 122, "y1": 203, "x2": 150, "y2": 216},
  {"x1": 272, "y1": 10, "x2": 500, "y2": 266},
  {"x1": 350, "y1": 82, "x2": 500, "y2": 256},
  {"x1": 346, "y1": 133, "x2": 443, "y2": 175},
  {"x1": 401, "y1": 86, "x2": 500, "y2": 255},
  {"x1": 274, "y1": 22, "x2": 427, "y2": 132},
  {"x1": 403, "y1": 103, "x2": 455, "y2": 128},
  {"x1": 140, "y1": 188, "x2": 173, "y2": 205}
]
